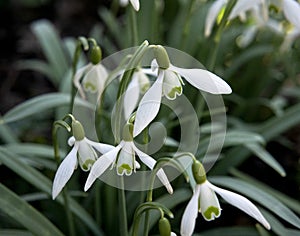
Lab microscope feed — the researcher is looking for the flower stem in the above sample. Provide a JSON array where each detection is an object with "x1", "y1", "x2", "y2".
[
  {"x1": 118, "y1": 176, "x2": 128, "y2": 236},
  {"x1": 130, "y1": 8, "x2": 139, "y2": 46}
]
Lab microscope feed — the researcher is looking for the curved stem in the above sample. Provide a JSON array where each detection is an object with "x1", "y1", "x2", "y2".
[{"x1": 130, "y1": 8, "x2": 139, "y2": 46}]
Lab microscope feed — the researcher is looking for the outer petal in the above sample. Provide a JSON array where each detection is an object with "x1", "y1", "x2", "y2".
[
  {"x1": 84, "y1": 145, "x2": 121, "y2": 191},
  {"x1": 171, "y1": 65, "x2": 232, "y2": 94},
  {"x1": 74, "y1": 64, "x2": 92, "y2": 99},
  {"x1": 133, "y1": 71, "x2": 164, "y2": 137},
  {"x1": 133, "y1": 144, "x2": 173, "y2": 194},
  {"x1": 124, "y1": 73, "x2": 140, "y2": 120},
  {"x1": 52, "y1": 144, "x2": 79, "y2": 199},
  {"x1": 85, "y1": 139, "x2": 115, "y2": 154},
  {"x1": 180, "y1": 185, "x2": 201, "y2": 236},
  {"x1": 130, "y1": 0, "x2": 140, "y2": 11},
  {"x1": 205, "y1": 0, "x2": 227, "y2": 37},
  {"x1": 207, "y1": 181, "x2": 271, "y2": 229},
  {"x1": 199, "y1": 181, "x2": 221, "y2": 221},
  {"x1": 120, "y1": 0, "x2": 129, "y2": 7},
  {"x1": 283, "y1": 0, "x2": 300, "y2": 30},
  {"x1": 229, "y1": 0, "x2": 262, "y2": 20}
]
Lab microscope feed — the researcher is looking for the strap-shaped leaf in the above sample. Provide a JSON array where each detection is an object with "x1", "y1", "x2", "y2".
[{"x1": 0, "y1": 183, "x2": 64, "y2": 236}]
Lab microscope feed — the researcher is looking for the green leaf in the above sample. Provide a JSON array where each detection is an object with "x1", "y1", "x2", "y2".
[
  {"x1": 0, "y1": 229, "x2": 33, "y2": 236},
  {"x1": 2, "y1": 93, "x2": 93, "y2": 124},
  {"x1": 0, "y1": 147, "x2": 103, "y2": 236},
  {"x1": 230, "y1": 168, "x2": 300, "y2": 215},
  {"x1": 245, "y1": 143, "x2": 286, "y2": 176},
  {"x1": 210, "y1": 177, "x2": 300, "y2": 229},
  {"x1": 260, "y1": 208, "x2": 300, "y2": 236},
  {"x1": 31, "y1": 19, "x2": 69, "y2": 85},
  {"x1": 0, "y1": 183, "x2": 64, "y2": 236}
]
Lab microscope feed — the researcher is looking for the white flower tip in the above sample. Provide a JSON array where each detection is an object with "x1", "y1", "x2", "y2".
[
  {"x1": 52, "y1": 188, "x2": 60, "y2": 200},
  {"x1": 84, "y1": 174, "x2": 96, "y2": 192},
  {"x1": 166, "y1": 183, "x2": 174, "y2": 194},
  {"x1": 130, "y1": 0, "x2": 140, "y2": 11}
]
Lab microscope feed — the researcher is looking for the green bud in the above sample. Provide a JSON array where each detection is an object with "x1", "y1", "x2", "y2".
[
  {"x1": 159, "y1": 217, "x2": 171, "y2": 236},
  {"x1": 155, "y1": 45, "x2": 170, "y2": 69},
  {"x1": 72, "y1": 120, "x2": 85, "y2": 141},
  {"x1": 192, "y1": 160, "x2": 207, "y2": 184},
  {"x1": 122, "y1": 123, "x2": 134, "y2": 141},
  {"x1": 90, "y1": 46, "x2": 102, "y2": 65}
]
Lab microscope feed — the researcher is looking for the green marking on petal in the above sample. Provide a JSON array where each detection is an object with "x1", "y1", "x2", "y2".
[
  {"x1": 166, "y1": 86, "x2": 182, "y2": 100},
  {"x1": 117, "y1": 164, "x2": 132, "y2": 176},
  {"x1": 203, "y1": 206, "x2": 220, "y2": 221},
  {"x1": 84, "y1": 81, "x2": 97, "y2": 93},
  {"x1": 81, "y1": 159, "x2": 95, "y2": 171}
]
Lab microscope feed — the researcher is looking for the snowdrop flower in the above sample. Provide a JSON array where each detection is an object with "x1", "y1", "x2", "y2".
[
  {"x1": 123, "y1": 68, "x2": 150, "y2": 120},
  {"x1": 133, "y1": 45, "x2": 232, "y2": 137},
  {"x1": 120, "y1": 0, "x2": 140, "y2": 11},
  {"x1": 180, "y1": 161, "x2": 271, "y2": 236},
  {"x1": 52, "y1": 119, "x2": 114, "y2": 199},
  {"x1": 74, "y1": 46, "x2": 108, "y2": 99},
  {"x1": 281, "y1": 0, "x2": 300, "y2": 30},
  {"x1": 84, "y1": 123, "x2": 173, "y2": 194},
  {"x1": 205, "y1": 0, "x2": 267, "y2": 37}
]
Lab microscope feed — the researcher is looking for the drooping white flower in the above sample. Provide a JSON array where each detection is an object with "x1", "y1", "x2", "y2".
[
  {"x1": 74, "y1": 62, "x2": 108, "y2": 99},
  {"x1": 180, "y1": 161, "x2": 271, "y2": 236},
  {"x1": 84, "y1": 123, "x2": 173, "y2": 194},
  {"x1": 52, "y1": 119, "x2": 114, "y2": 199},
  {"x1": 119, "y1": 0, "x2": 140, "y2": 11},
  {"x1": 205, "y1": 0, "x2": 267, "y2": 37},
  {"x1": 133, "y1": 46, "x2": 232, "y2": 137},
  {"x1": 282, "y1": 0, "x2": 300, "y2": 30}
]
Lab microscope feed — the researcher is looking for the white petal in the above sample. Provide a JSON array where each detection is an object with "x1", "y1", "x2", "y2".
[
  {"x1": 120, "y1": 0, "x2": 129, "y2": 7},
  {"x1": 116, "y1": 142, "x2": 135, "y2": 176},
  {"x1": 133, "y1": 144, "x2": 173, "y2": 194},
  {"x1": 85, "y1": 139, "x2": 115, "y2": 154},
  {"x1": 77, "y1": 139, "x2": 98, "y2": 171},
  {"x1": 84, "y1": 145, "x2": 121, "y2": 191},
  {"x1": 171, "y1": 65, "x2": 232, "y2": 94},
  {"x1": 208, "y1": 181, "x2": 271, "y2": 229},
  {"x1": 68, "y1": 136, "x2": 75, "y2": 146},
  {"x1": 229, "y1": 0, "x2": 262, "y2": 20},
  {"x1": 283, "y1": 0, "x2": 300, "y2": 30},
  {"x1": 199, "y1": 181, "x2": 221, "y2": 221},
  {"x1": 180, "y1": 185, "x2": 201, "y2": 236},
  {"x1": 130, "y1": 0, "x2": 140, "y2": 11},
  {"x1": 133, "y1": 71, "x2": 164, "y2": 137},
  {"x1": 171, "y1": 233, "x2": 177, "y2": 236},
  {"x1": 74, "y1": 64, "x2": 92, "y2": 99},
  {"x1": 124, "y1": 74, "x2": 140, "y2": 120},
  {"x1": 83, "y1": 64, "x2": 107, "y2": 94},
  {"x1": 205, "y1": 0, "x2": 227, "y2": 37},
  {"x1": 162, "y1": 70, "x2": 183, "y2": 100},
  {"x1": 52, "y1": 144, "x2": 79, "y2": 199}
]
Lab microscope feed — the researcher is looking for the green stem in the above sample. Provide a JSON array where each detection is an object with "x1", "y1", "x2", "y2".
[
  {"x1": 207, "y1": 0, "x2": 237, "y2": 70},
  {"x1": 52, "y1": 123, "x2": 76, "y2": 236},
  {"x1": 130, "y1": 8, "x2": 139, "y2": 46},
  {"x1": 118, "y1": 177, "x2": 128, "y2": 236}
]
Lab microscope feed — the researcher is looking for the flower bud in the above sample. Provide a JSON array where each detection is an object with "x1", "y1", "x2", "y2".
[
  {"x1": 159, "y1": 217, "x2": 171, "y2": 236},
  {"x1": 90, "y1": 45, "x2": 102, "y2": 65},
  {"x1": 122, "y1": 123, "x2": 134, "y2": 141},
  {"x1": 192, "y1": 160, "x2": 207, "y2": 184},
  {"x1": 155, "y1": 45, "x2": 170, "y2": 69},
  {"x1": 72, "y1": 120, "x2": 85, "y2": 141}
]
